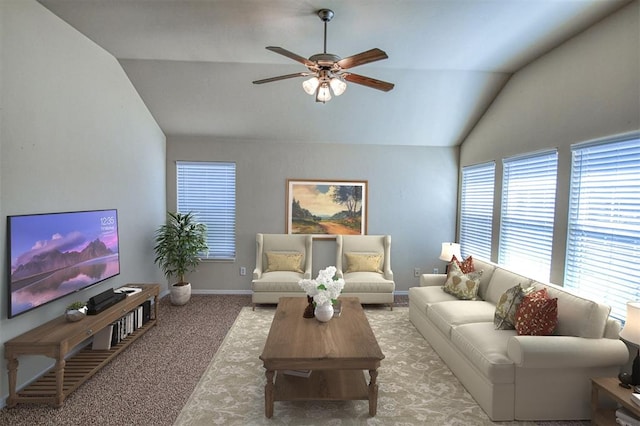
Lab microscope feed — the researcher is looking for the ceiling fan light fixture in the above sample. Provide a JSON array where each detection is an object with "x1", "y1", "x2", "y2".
[
  {"x1": 330, "y1": 77, "x2": 347, "y2": 96},
  {"x1": 302, "y1": 77, "x2": 319, "y2": 95},
  {"x1": 316, "y1": 83, "x2": 332, "y2": 103}
]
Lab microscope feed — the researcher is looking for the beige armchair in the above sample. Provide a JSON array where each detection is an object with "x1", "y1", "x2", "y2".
[
  {"x1": 336, "y1": 235, "x2": 395, "y2": 309},
  {"x1": 251, "y1": 233, "x2": 312, "y2": 308}
]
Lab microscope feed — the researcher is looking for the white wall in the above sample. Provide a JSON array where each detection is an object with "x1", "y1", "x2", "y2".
[
  {"x1": 460, "y1": 1, "x2": 640, "y2": 284},
  {"x1": 0, "y1": 0, "x2": 166, "y2": 403},
  {"x1": 166, "y1": 137, "x2": 459, "y2": 294}
]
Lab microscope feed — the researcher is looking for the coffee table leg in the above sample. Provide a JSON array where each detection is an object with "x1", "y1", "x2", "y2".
[
  {"x1": 368, "y1": 369, "x2": 379, "y2": 416},
  {"x1": 265, "y1": 370, "x2": 275, "y2": 418}
]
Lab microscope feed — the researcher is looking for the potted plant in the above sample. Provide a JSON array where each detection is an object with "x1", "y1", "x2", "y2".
[
  {"x1": 153, "y1": 211, "x2": 208, "y2": 305},
  {"x1": 65, "y1": 301, "x2": 87, "y2": 322}
]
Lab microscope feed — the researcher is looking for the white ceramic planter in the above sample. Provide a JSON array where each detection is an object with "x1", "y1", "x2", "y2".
[{"x1": 170, "y1": 282, "x2": 191, "y2": 305}]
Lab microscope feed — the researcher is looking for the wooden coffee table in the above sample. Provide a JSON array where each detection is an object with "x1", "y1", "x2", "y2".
[{"x1": 259, "y1": 297, "x2": 385, "y2": 418}]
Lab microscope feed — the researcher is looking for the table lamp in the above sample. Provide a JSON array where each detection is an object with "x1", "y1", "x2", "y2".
[
  {"x1": 439, "y1": 242, "x2": 461, "y2": 262},
  {"x1": 619, "y1": 302, "x2": 640, "y2": 386}
]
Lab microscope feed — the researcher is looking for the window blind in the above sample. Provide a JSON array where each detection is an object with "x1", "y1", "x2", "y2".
[
  {"x1": 177, "y1": 161, "x2": 236, "y2": 260},
  {"x1": 460, "y1": 162, "x2": 495, "y2": 260},
  {"x1": 565, "y1": 136, "x2": 640, "y2": 322},
  {"x1": 499, "y1": 151, "x2": 558, "y2": 281}
]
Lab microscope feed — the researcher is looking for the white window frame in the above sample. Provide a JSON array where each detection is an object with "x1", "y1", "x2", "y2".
[
  {"x1": 565, "y1": 134, "x2": 640, "y2": 321},
  {"x1": 499, "y1": 150, "x2": 558, "y2": 281},
  {"x1": 176, "y1": 161, "x2": 236, "y2": 261},
  {"x1": 460, "y1": 162, "x2": 495, "y2": 260}
]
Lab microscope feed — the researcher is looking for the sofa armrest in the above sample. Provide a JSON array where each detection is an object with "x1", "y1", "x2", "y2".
[
  {"x1": 420, "y1": 274, "x2": 446, "y2": 287},
  {"x1": 253, "y1": 268, "x2": 261, "y2": 280},
  {"x1": 507, "y1": 335, "x2": 629, "y2": 369}
]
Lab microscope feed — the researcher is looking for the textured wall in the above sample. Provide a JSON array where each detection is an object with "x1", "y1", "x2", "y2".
[
  {"x1": 0, "y1": 0, "x2": 166, "y2": 401},
  {"x1": 166, "y1": 137, "x2": 459, "y2": 294},
  {"x1": 460, "y1": 2, "x2": 640, "y2": 283}
]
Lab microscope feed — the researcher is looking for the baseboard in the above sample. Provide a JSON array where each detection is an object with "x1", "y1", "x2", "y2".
[
  {"x1": 191, "y1": 290, "x2": 407, "y2": 296},
  {"x1": 191, "y1": 289, "x2": 253, "y2": 295}
]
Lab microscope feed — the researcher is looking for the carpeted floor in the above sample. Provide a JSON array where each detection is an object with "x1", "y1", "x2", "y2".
[
  {"x1": 0, "y1": 295, "x2": 587, "y2": 425},
  {"x1": 0, "y1": 295, "x2": 252, "y2": 426}
]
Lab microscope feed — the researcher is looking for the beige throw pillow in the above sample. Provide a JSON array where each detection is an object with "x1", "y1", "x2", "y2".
[
  {"x1": 494, "y1": 283, "x2": 534, "y2": 330},
  {"x1": 264, "y1": 251, "x2": 304, "y2": 273},
  {"x1": 344, "y1": 252, "x2": 383, "y2": 273},
  {"x1": 442, "y1": 261, "x2": 483, "y2": 300}
]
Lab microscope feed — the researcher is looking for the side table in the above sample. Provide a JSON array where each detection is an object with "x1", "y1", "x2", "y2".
[{"x1": 591, "y1": 377, "x2": 640, "y2": 425}]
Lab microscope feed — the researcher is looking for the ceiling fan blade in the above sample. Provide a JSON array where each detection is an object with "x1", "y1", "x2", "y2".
[
  {"x1": 266, "y1": 46, "x2": 315, "y2": 68},
  {"x1": 337, "y1": 48, "x2": 388, "y2": 70},
  {"x1": 253, "y1": 72, "x2": 309, "y2": 85},
  {"x1": 344, "y1": 73, "x2": 395, "y2": 92}
]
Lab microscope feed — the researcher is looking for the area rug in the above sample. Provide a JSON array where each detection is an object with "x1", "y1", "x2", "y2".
[{"x1": 174, "y1": 307, "x2": 540, "y2": 426}]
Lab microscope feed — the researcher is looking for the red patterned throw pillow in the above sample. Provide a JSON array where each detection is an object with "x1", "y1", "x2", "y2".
[
  {"x1": 515, "y1": 288, "x2": 558, "y2": 336},
  {"x1": 450, "y1": 255, "x2": 475, "y2": 274}
]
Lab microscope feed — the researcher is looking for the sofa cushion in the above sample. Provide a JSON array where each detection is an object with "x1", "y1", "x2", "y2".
[
  {"x1": 515, "y1": 288, "x2": 558, "y2": 336},
  {"x1": 451, "y1": 322, "x2": 516, "y2": 384},
  {"x1": 471, "y1": 257, "x2": 497, "y2": 301},
  {"x1": 442, "y1": 262, "x2": 483, "y2": 300},
  {"x1": 484, "y1": 268, "x2": 533, "y2": 305},
  {"x1": 408, "y1": 286, "x2": 459, "y2": 315},
  {"x1": 427, "y1": 300, "x2": 496, "y2": 338},
  {"x1": 344, "y1": 252, "x2": 383, "y2": 273},
  {"x1": 534, "y1": 282, "x2": 610, "y2": 338},
  {"x1": 341, "y1": 271, "x2": 395, "y2": 293},
  {"x1": 251, "y1": 271, "x2": 306, "y2": 292},
  {"x1": 264, "y1": 251, "x2": 303, "y2": 273},
  {"x1": 494, "y1": 284, "x2": 535, "y2": 330}
]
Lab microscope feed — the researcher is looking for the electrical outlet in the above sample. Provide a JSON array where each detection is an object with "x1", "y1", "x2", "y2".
[
  {"x1": 433, "y1": 268, "x2": 439, "y2": 274},
  {"x1": 240, "y1": 267, "x2": 246, "y2": 276},
  {"x1": 414, "y1": 268, "x2": 421, "y2": 277}
]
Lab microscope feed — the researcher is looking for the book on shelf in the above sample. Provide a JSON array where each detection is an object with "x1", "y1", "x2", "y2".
[
  {"x1": 114, "y1": 286, "x2": 142, "y2": 296},
  {"x1": 282, "y1": 369, "x2": 312, "y2": 378},
  {"x1": 92, "y1": 325, "x2": 113, "y2": 350},
  {"x1": 617, "y1": 407, "x2": 640, "y2": 426},
  {"x1": 632, "y1": 393, "x2": 640, "y2": 408}
]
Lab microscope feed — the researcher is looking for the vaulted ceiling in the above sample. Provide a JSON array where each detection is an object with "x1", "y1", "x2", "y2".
[{"x1": 37, "y1": 0, "x2": 631, "y2": 146}]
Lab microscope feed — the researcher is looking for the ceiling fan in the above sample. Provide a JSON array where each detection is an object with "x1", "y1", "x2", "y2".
[{"x1": 252, "y1": 8, "x2": 394, "y2": 103}]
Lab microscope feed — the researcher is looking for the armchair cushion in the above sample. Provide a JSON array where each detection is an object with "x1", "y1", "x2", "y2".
[
  {"x1": 344, "y1": 252, "x2": 383, "y2": 273},
  {"x1": 264, "y1": 251, "x2": 304, "y2": 273}
]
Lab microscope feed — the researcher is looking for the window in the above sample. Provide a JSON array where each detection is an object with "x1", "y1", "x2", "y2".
[
  {"x1": 177, "y1": 161, "x2": 236, "y2": 260},
  {"x1": 499, "y1": 150, "x2": 558, "y2": 281},
  {"x1": 460, "y1": 162, "x2": 495, "y2": 260},
  {"x1": 565, "y1": 135, "x2": 640, "y2": 321}
]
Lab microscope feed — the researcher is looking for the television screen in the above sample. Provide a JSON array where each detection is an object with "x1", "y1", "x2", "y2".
[{"x1": 7, "y1": 209, "x2": 120, "y2": 318}]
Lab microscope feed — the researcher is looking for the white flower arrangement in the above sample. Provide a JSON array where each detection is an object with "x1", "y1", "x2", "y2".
[{"x1": 298, "y1": 266, "x2": 345, "y2": 306}]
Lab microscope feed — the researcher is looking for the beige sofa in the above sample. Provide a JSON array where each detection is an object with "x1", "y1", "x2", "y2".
[{"x1": 409, "y1": 257, "x2": 628, "y2": 421}]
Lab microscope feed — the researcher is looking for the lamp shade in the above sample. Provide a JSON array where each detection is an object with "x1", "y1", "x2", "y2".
[
  {"x1": 620, "y1": 302, "x2": 640, "y2": 346},
  {"x1": 316, "y1": 83, "x2": 332, "y2": 103},
  {"x1": 330, "y1": 77, "x2": 347, "y2": 96},
  {"x1": 439, "y1": 242, "x2": 461, "y2": 262},
  {"x1": 302, "y1": 77, "x2": 320, "y2": 95}
]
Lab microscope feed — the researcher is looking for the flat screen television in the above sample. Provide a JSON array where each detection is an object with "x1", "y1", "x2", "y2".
[{"x1": 7, "y1": 209, "x2": 120, "y2": 318}]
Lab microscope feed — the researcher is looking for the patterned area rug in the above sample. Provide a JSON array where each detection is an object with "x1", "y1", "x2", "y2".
[{"x1": 174, "y1": 307, "x2": 537, "y2": 426}]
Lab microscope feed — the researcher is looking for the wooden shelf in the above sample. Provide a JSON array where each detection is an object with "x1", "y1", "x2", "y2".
[{"x1": 4, "y1": 284, "x2": 159, "y2": 407}]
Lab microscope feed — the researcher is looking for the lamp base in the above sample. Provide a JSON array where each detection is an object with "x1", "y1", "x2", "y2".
[{"x1": 633, "y1": 349, "x2": 640, "y2": 386}]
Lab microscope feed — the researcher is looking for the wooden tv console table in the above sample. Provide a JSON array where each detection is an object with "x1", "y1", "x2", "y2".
[{"x1": 4, "y1": 283, "x2": 159, "y2": 407}]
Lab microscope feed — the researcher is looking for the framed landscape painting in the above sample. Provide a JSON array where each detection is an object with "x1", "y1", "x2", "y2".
[{"x1": 286, "y1": 179, "x2": 367, "y2": 238}]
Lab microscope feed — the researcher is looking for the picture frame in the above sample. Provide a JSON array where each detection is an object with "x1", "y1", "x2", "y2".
[{"x1": 286, "y1": 179, "x2": 368, "y2": 238}]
